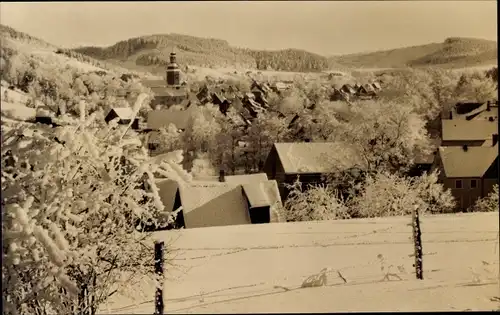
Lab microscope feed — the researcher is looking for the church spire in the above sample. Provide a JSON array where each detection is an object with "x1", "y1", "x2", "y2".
[
  {"x1": 166, "y1": 45, "x2": 180, "y2": 86},
  {"x1": 169, "y1": 46, "x2": 177, "y2": 64}
]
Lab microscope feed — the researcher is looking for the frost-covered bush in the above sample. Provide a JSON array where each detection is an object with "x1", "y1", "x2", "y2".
[
  {"x1": 471, "y1": 185, "x2": 499, "y2": 212},
  {"x1": 283, "y1": 179, "x2": 350, "y2": 222},
  {"x1": 2, "y1": 95, "x2": 180, "y2": 315},
  {"x1": 352, "y1": 171, "x2": 455, "y2": 218}
]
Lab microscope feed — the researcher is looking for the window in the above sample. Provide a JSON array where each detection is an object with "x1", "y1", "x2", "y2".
[
  {"x1": 455, "y1": 179, "x2": 463, "y2": 189},
  {"x1": 470, "y1": 179, "x2": 477, "y2": 189}
]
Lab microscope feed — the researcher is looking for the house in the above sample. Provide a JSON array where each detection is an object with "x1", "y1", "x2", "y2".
[
  {"x1": 272, "y1": 82, "x2": 289, "y2": 94},
  {"x1": 243, "y1": 97, "x2": 264, "y2": 118},
  {"x1": 340, "y1": 84, "x2": 357, "y2": 95},
  {"x1": 262, "y1": 142, "x2": 361, "y2": 201},
  {"x1": 211, "y1": 92, "x2": 231, "y2": 114},
  {"x1": 330, "y1": 88, "x2": 349, "y2": 102},
  {"x1": 251, "y1": 81, "x2": 272, "y2": 96},
  {"x1": 432, "y1": 138, "x2": 498, "y2": 211},
  {"x1": 155, "y1": 172, "x2": 282, "y2": 229},
  {"x1": 357, "y1": 84, "x2": 377, "y2": 98},
  {"x1": 105, "y1": 107, "x2": 139, "y2": 130},
  {"x1": 441, "y1": 120, "x2": 498, "y2": 147},
  {"x1": 371, "y1": 81, "x2": 382, "y2": 90}
]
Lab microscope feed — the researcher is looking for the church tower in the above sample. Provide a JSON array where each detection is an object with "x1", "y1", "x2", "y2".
[{"x1": 166, "y1": 49, "x2": 181, "y2": 87}]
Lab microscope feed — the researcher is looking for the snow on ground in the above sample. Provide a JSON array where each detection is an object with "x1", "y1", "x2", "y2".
[
  {"x1": 101, "y1": 212, "x2": 499, "y2": 314},
  {"x1": 1, "y1": 86, "x2": 37, "y2": 121},
  {"x1": 31, "y1": 49, "x2": 105, "y2": 73}
]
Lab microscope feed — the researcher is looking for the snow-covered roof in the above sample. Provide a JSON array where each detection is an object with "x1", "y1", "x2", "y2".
[
  {"x1": 179, "y1": 182, "x2": 237, "y2": 214},
  {"x1": 273, "y1": 142, "x2": 361, "y2": 174},
  {"x1": 438, "y1": 144, "x2": 498, "y2": 178},
  {"x1": 224, "y1": 173, "x2": 281, "y2": 208},
  {"x1": 224, "y1": 173, "x2": 269, "y2": 185},
  {"x1": 441, "y1": 120, "x2": 498, "y2": 142},
  {"x1": 242, "y1": 180, "x2": 282, "y2": 208},
  {"x1": 179, "y1": 182, "x2": 251, "y2": 228},
  {"x1": 110, "y1": 107, "x2": 134, "y2": 120},
  {"x1": 156, "y1": 179, "x2": 179, "y2": 213}
]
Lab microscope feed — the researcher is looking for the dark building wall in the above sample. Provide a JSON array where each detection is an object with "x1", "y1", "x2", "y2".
[
  {"x1": 444, "y1": 177, "x2": 483, "y2": 211},
  {"x1": 167, "y1": 70, "x2": 181, "y2": 86}
]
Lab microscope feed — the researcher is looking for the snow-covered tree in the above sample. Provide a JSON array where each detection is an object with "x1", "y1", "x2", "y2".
[
  {"x1": 351, "y1": 171, "x2": 455, "y2": 218},
  {"x1": 245, "y1": 111, "x2": 290, "y2": 171},
  {"x1": 330, "y1": 100, "x2": 432, "y2": 175},
  {"x1": 453, "y1": 72, "x2": 497, "y2": 103},
  {"x1": 2, "y1": 95, "x2": 180, "y2": 315},
  {"x1": 283, "y1": 179, "x2": 350, "y2": 222},
  {"x1": 191, "y1": 152, "x2": 218, "y2": 178}
]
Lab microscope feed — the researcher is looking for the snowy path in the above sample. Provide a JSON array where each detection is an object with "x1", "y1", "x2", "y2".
[{"x1": 102, "y1": 213, "x2": 500, "y2": 313}]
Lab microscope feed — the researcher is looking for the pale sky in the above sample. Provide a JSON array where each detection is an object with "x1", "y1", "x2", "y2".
[{"x1": 0, "y1": 1, "x2": 497, "y2": 56}]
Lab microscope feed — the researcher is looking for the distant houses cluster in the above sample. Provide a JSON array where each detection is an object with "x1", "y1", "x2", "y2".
[
  {"x1": 30, "y1": 49, "x2": 497, "y2": 230},
  {"x1": 330, "y1": 82, "x2": 382, "y2": 102}
]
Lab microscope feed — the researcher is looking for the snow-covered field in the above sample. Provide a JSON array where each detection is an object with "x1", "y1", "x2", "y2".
[
  {"x1": 0, "y1": 85, "x2": 37, "y2": 121},
  {"x1": 101, "y1": 212, "x2": 499, "y2": 314}
]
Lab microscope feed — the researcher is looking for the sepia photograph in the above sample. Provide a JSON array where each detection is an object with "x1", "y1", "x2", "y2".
[{"x1": 0, "y1": 1, "x2": 498, "y2": 314}]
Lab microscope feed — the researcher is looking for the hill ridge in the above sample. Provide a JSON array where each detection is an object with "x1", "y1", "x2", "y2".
[{"x1": 1, "y1": 24, "x2": 496, "y2": 73}]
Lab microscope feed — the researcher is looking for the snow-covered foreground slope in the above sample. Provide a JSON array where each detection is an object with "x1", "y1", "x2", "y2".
[
  {"x1": 0, "y1": 86, "x2": 37, "y2": 121},
  {"x1": 102, "y1": 212, "x2": 499, "y2": 313}
]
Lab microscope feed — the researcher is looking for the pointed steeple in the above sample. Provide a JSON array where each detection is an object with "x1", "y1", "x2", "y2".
[{"x1": 166, "y1": 45, "x2": 180, "y2": 86}]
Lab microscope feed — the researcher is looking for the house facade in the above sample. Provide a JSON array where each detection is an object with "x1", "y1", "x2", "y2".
[
  {"x1": 432, "y1": 141, "x2": 498, "y2": 211},
  {"x1": 262, "y1": 142, "x2": 360, "y2": 201}
]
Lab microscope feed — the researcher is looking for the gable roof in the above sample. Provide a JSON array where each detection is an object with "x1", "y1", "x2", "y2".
[
  {"x1": 224, "y1": 173, "x2": 282, "y2": 209},
  {"x1": 108, "y1": 107, "x2": 134, "y2": 120},
  {"x1": 438, "y1": 144, "x2": 498, "y2": 178},
  {"x1": 241, "y1": 180, "x2": 282, "y2": 208},
  {"x1": 179, "y1": 182, "x2": 238, "y2": 214},
  {"x1": 441, "y1": 120, "x2": 498, "y2": 141},
  {"x1": 272, "y1": 142, "x2": 361, "y2": 174},
  {"x1": 224, "y1": 173, "x2": 269, "y2": 185}
]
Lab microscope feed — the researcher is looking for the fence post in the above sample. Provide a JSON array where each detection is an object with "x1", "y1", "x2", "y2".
[
  {"x1": 154, "y1": 241, "x2": 165, "y2": 315},
  {"x1": 412, "y1": 206, "x2": 423, "y2": 280}
]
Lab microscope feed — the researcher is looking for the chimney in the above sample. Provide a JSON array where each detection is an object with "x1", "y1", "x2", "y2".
[
  {"x1": 449, "y1": 110, "x2": 453, "y2": 119},
  {"x1": 219, "y1": 169, "x2": 225, "y2": 182},
  {"x1": 487, "y1": 101, "x2": 491, "y2": 111},
  {"x1": 462, "y1": 144, "x2": 468, "y2": 152},
  {"x1": 493, "y1": 134, "x2": 498, "y2": 147}
]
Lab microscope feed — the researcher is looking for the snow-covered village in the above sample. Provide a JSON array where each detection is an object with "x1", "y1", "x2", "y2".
[{"x1": 1, "y1": 2, "x2": 499, "y2": 314}]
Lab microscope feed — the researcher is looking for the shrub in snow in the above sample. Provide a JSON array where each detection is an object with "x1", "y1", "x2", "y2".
[
  {"x1": 351, "y1": 170, "x2": 455, "y2": 218},
  {"x1": 471, "y1": 185, "x2": 499, "y2": 212},
  {"x1": 2, "y1": 100, "x2": 178, "y2": 315},
  {"x1": 283, "y1": 179, "x2": 350, "y2": 222}
]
